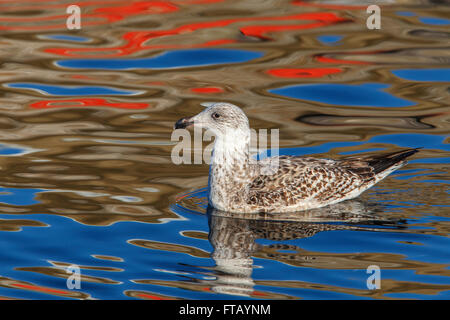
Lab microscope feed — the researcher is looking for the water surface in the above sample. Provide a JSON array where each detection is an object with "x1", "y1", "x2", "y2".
[{"x1": 0, "y1": 0, "x2": 448, "y2": 300}]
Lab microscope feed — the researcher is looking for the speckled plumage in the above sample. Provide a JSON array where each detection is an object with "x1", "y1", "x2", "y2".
[{"x1": 175, "y1": 103, "x2": 420, "y2": 214}]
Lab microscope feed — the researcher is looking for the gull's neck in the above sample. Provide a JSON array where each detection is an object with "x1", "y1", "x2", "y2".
[
  {"x1": 208, "y1": 127, "x2": 254, "y2": 211},
  {"x1": 212, "y1": 128, "x2": 251, "y2": 168}
]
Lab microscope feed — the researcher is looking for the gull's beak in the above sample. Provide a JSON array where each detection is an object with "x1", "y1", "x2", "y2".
[{"x1": 174, "y1": 116, "x2": 194, "y2": 129}]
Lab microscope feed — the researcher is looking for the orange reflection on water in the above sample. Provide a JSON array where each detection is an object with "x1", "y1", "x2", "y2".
[
  {"x1": 45, "y1": 11, "x2": 350, "y2": 57},
  {"x1": 136, "y1": 292, "x2": 173, "y2": 300},
  {"x1": 267, "y1": 68, "x2": 342, "y2": 78},
  {"x1": 11, "y1": 282, "x2": 72, "y2": 296},
  {"x1": 93, "y1": 1, "x2": 178, "y2": 22},
  {"x1": 190, "y1": 87, "x2": 224, "y2": 93}
]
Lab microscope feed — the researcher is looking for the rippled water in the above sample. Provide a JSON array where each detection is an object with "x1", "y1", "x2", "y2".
[{"x1": 0, "y1": 0, "x2": 449, "y2": 300}]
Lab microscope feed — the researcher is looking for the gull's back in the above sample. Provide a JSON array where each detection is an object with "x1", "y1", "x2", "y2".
[{"x1": 246, "y1": 149, "x2": 419, "y2": 212}]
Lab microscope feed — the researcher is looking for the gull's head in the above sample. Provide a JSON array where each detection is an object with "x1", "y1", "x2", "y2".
[{"x1": 174, "y1": 102, "x2": 249, "y2": 136}]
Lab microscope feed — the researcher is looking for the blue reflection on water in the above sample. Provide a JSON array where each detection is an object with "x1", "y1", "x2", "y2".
[
  {"x1": 1, "y1": 204, "x2": 447, "y2": 300},
  {"x1": 0, "y1": 145, "x2": 25, "y2": 155},
  {"x1": 270, "y1": 83, "x2": 414, "y2": 107},
  {"x1": 56, "y1": 49, "x2": 264, "y2": 70},
  {"x1": 392, "y1": 68, "x2": 450, "y2": 82},
  {"x1": 395, "y1": 11, "x2": 416, "y2": 17},
  {"x1": 394, "y1": 11, "x2": 449, "y2": 25},
  {"x1": 40, "y1": 34, "x2": 91, "y2": 42},
  {"x1": 317, "y1": 35, "x2": 343, "y2": 45},
  {"x1": 0, "y1": 187, "x2": 46, "y2": 206},
  {"x1": 0, "y1": 212, "x2": 213, "y2": 300},
  {"x1": 419, "y1": 17, "x2": 450, "y2": 25}
]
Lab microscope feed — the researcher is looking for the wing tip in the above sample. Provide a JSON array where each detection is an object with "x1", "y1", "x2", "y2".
[{"x1": 369, "y1": 147, "x2": 422, "y2": 174}]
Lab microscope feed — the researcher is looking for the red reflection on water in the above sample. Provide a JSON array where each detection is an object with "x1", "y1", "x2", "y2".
[
  {"x1": 240, "y1": 13, "x2": 348, "y2": 40},
  {"x1": 93, "y1": 1, "x2": 178, "y2": 22},
  {"x1": 69, "y1": 75, "x2": 92, "y2": 80},
  {"x1": 190, "y1": 87, "x2": 224, "y2": 93},
  {"x1": 0, "y1": 1, "x2": 179, "y2": 31},
  {"x1": 45, "y1": 33, "x2": 236, "y2": 57},
  {"x1": 136, "y1": 292, "x2": 173, "y2": 300},
  {"x1": 45, "y1": 12, "x2": 350, "y2": 57},
  {"x1": 267, "y1": 68, "x2": 342, "y2": 78},
  {"x1": 252, "y1": 290, "x2": 268, "y2": 297},
  {"x1": 11, "y1": 282, "x2": 71, "y2": 295},
  {"x1": 30, "y1": 98, "x2": 150, "y2": 110}
]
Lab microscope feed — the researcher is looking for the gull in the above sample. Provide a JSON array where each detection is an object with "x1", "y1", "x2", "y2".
[{"x1": 174, "y1": 102, "x2": 420, "y2": 213}]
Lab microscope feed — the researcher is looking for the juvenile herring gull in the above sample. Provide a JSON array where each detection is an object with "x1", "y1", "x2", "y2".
[{"x1": 174, "y1": 102, "x2": 420, "y2": 213}]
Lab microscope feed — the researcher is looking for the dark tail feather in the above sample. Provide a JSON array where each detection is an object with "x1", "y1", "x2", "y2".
[{"x1": 367, "y1": 148, "x2": 421, "y2": 174}]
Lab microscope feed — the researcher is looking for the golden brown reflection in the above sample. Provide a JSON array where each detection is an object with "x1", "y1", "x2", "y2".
[
  {"x1": 0, "y1": 218, "x2": 47, "y2": 231},
  {"x1": 91, "y1": 254, "x2": 124, "y2": 262},
  {"x1": 13, "y1": 259, "x2": 125, "y2": 291},
  {"x1": 128, "y1": 239, "x2": 210, "y2": 259},
  {"x1": 15, "y1": 267, "x2": 121, "y2": 285}
]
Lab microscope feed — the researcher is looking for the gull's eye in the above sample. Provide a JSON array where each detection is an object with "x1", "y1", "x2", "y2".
[{"x1": 211, "y1": 112, "x2": 221, "y2": 120}]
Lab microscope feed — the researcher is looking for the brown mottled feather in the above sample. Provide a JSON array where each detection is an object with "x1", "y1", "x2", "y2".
[{"x1": 247, "y1": 148, "x2": 420, "y2": 211}]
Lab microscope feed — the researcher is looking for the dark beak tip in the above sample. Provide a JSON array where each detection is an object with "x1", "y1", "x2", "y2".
[
  {"x1": 174, "y1": 117, "x2": 193, "y2": 130},
  {"x1": 174, "y1": 120, "x2": 184, "y2": 130}
]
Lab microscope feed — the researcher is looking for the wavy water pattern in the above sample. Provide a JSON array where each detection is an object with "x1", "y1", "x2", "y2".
[{"x1": 0, "y1": 0, "x2": 448, "y2": 300}]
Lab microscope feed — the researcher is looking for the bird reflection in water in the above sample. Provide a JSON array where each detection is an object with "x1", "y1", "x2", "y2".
[{"x1": 205, "y1": 201, "x2": 406, "y2": 297}]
